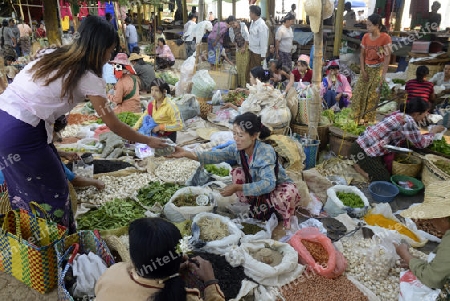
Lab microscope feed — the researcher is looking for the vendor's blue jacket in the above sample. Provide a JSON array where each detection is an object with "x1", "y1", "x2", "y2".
[{"x1": 196, "y1": 140, "x2": 291, "y2": 196}]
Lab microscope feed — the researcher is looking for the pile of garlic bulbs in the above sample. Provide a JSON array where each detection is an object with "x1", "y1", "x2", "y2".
[
  {"x1": 341, "y1": 232, "x2": 428, "y2": 301},
  {"x1": 76, "y1": 172, "x2": 158, "y2": 206}
]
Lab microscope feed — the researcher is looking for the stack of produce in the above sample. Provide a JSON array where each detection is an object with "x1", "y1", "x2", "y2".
[
  {"x1": 155, "y1": 159, "x2": 200, "y2": 183},
  {"x1": 429, "y1": 138, "x2": 450, "y2": 157},
  {"x1": 224, "y1": 91, "x2": 246, "y2": 106},
  {"x1": 136, "y1": 181, "x2": 183, "y2": 207},
  {"x1": 336, "y1": 192, "x2": 365, "y2": 209},
  {"x1": 96, "y1": 112, "x2": 140, "y2": 127},
  {"x1": 197, "y1": 217, "x2": 230, "y2": 242}
]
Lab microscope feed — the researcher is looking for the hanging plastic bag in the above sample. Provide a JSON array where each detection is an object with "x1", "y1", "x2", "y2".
[{"x1": 176, "y1": 56, "x2": 196, "y2": 96}]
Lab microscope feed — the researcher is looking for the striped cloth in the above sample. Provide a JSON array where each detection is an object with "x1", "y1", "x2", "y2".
[{"x1": 405, "y1": 79, "x2": 434, "y2": 102}]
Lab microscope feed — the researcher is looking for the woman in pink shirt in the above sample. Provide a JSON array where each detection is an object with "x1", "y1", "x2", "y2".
[
  {"x1": 321, "y1": 59, "x2": 352, "y2": 109},
  {"x1": 155, "y1": 38, "x2": 175, "y2": 69}
]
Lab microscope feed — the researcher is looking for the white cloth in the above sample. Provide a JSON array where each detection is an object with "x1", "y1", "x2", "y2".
[
  {"x1": 430, "y1": 72, "x2": 450, "y2": 87},
  {"x1": 194, "y1": 21, "x2": 213, "y2": 45},
  {"x1": 275, "y1": 25, "x2": 294, "y2": 53},
  {"x1": 0, "y1": 49, "x2": 107, "y2": 143},
  {"x1": 228, "y1": 22, "x2": 250, "y2": 45},
  {"x1": 183, "y1": 20, "x2": 197, "y2": 42},
  {"x1": 72, "y1": 252, "x2": 108, "y2": 298},
  {"x1": 125, "y1": 24, "x2": 138, "y2": 44},
  {"x1": 248, "y1": 17, "x2": 269, "y2": 57}
]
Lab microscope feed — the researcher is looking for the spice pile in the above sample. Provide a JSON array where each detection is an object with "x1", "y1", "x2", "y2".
[
  {"x1": 197, "y1": 217, "x2": 229, "y2": 241},
  {"x1": 302, "y1": 240, "x2": 329, "y2": 265},
  {"x1": 251, "y1": 247, "x2": 283, "y2": 267},
  {"x1": 241, "y1": 222, "x2": 264, "y2": 235},
  {"x1": 173, "y1": 193, "x2": 198, "y2": 207},
  {"x1": 363, "y1": 214, "x2": 420, "y2": 242},
  {"x1": 280, "y1": 273, "x2": 369, "y2": 301}
]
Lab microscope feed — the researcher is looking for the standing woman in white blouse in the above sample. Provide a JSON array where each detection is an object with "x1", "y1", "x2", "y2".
[
  {"x1": 0, "y1": 16, "x2": 167, "y2": 233},
  {"x1": 275, "y1": 13, "x2": 295, "y2": 71}
]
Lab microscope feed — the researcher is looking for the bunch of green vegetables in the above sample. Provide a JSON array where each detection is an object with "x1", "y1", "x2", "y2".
[
  {"x1": 392, "y1": 79, "x2": 406, "y2": 85},
  {"x1": 97, "y1": 112, "x2": 140, "y2": 127},
  {"x1": 435, "y1": 160, "x2": 450, "y2": 176},
  {"x1": 157, "y1": 71, "x2": 179, "y2": 86},
  {"x1": 322, "y1": 109, "x2": 335, "y2": 124},
  {"x1": 380, "y1": 81, "x2": 392, "y2": 100},
  {"x1": 205, "y1": 164, "x2": 230, "y2": 177},
  {"x1": 429, "y1": 138, "x2": 450, "y2": 156},
  {"x1": 137, "y1": 181, "x2": 183, "y2": 207},
  {"x1": 333, "y1": 108, "x2": 366, "y2": 136},
  {"x1": 336, "y1": 192, "x2": 365, "y2": 208},
  {"x1": 77, "y1": 198, "x2": 145, "y2": 230},
  {"x1": 224, "y1": 91, "x2": 246, "y2": 106}
]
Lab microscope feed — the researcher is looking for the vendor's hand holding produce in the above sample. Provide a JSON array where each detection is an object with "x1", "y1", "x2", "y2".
[
  {"x1": 146, "y1": 136, "x2": 169, "y2": 149},
  {"x1": 220, "y1": 184, "x2": 240, "y2": 197},
  {"x1": 60, "y1": 151, "x2": 80, "y2": 161}
]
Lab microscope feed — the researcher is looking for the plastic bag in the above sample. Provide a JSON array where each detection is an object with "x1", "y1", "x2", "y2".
[
  {"x1": 202, "y1": 181, "x2": 236, "y2": 208},
  {"x1": 235, "y1": 213, "x2": 279, "y2": 243},
  {"x1": 225, "y1": 239, "x2": 304, "y2": 286},
  {"x1": 186, "y1": 166, "x2": 215, "y2": 186},
  {"x1": 192, "y1": 70, "x2": 216, "y2": 98},
  {"x1": 260, "y1": 105, "x2": 291, "y2": 129},
  {"x1": 399, "y1": 270, "x2": 441, "y2": 301},
  {"x1": 363, "y1": 234, "x2": 399, "y2": 279},
  {"x1": 77, "y1": 138, "x2": 103, "y2": 152},
  {"x1": 191, "y1": 212, "x2": 243, "y2": 255},
  {"x1": 324, "y1": 185, "x2": 370, "y2": 218},
  {"x1": 135, "y1": 143, "x2": 154, "y2": 159},
  {"x1": 176, "y1": 57, "x2": 196, "y2": 97},
  {"x1": 212, "y1": 90, "x2": 222, "y2": 105},
  {"x1": 173, "y1": 94, "x2": 201, "y2": 121},
  {"x1": 288, "y1": 227, "x2": 347, "y2": 279},
  {"x1": 163, "y1": 187, "x2": 217, "y2": 223}
]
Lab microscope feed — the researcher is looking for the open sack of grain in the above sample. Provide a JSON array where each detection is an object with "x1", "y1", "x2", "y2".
[
  {"x1": 225, "y1": 239, "x2": 304, "y2": 287},
  {"x1": 191, "y1": 212, "x2": 243, "y2": 255}
]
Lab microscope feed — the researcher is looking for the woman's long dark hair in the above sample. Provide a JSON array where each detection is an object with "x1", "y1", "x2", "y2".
[
  {"x1": 29, "y1": 16, "x2": 117, "y2": 102},
  {"x1": 250, "y1": 66, "x2": 271, "y2": 83},
  {"x1": 129, "y1": 218, "x2": 186, "y2": 301},
  {"x1": 368, "y1": 13, "x2": 388, "y2": 33},
  {"x1": 233, "y1": 112, "x2": 271, "y2": 139},
  {"x1": 399, "y1": 97, "x2": 430, "y2": 115}
]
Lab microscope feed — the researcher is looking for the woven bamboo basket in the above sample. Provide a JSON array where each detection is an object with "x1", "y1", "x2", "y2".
[
  {"x1": 328, "y1": 126, "x2": 358, "y2": 159},
  {"x1": 392, "y1": 153, "x2": 423, "y2": 178},
  {"x1": 406, "y1": 64, "x2": 444, "y2": 81},
  {"x1": 197, "y1": 97, "x2": 212, "y2": 120},
  {"x1": 290, "y1": 122, "x2": 331, "y2": 151},
  {"x1": 0, "y1": 187, "x2": 11, "y2": 215},
  {"x1": 271, "y1": 126, "x2": 290, "y2": 136},
  {"x1": 421, "y1": 154, "x2": 450, "y2": 186},
  {"x1": 103, "y1": 235, "x2": 130, "y2": 263}
]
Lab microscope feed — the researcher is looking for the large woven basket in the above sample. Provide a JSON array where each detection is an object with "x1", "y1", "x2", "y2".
[
  {"x1": 328, "y1": 126, "x2": 358, "y2": 159},
  {"x1": 421, "y1": 154, "x2": 450, "y2": 186},
  {"x1": 197, "y1": 97, "x2": 212, "y2": 120},
  {"x1": 102, "y1": 235, "x2": 130, "y2": 262},
  {"x1": 291, "y1": 122, "x2": 330, "y2": 151},
  {"x1": 271, "y1": 126, "x2": 289, "y2": 136},
  {"x1": 392, "y1": 153, "x2": 423, "y2": 177},
  {"x1": 406, "y1": 64, "x2": 444, "y2": 81}
]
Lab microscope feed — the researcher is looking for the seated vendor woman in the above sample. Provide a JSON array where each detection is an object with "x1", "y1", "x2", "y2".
[
  {"x1": 350, "y1": 97, "x2": 445, "y2": 182},
  {"x1": 395, "y1": 196, "x2": 450, "y2": 292},
  {"x1": 133, "y1": 78, "x2": 183, "y2": 143},
  {"x1": 268, "y1": 59, "x2": 295, "y2": 93},
  {"x1": 108, "y1": 53, "x2": 142, "y2": 114},
  {"x1": 171, "y1": 112, "x2": 300, "y2": 229},
  {"x1": 95, "y1": 217, "x2": 225, "y2": 301},
  {"x1": 321, "y1": 59, "x2": 352, "y2": 109}
]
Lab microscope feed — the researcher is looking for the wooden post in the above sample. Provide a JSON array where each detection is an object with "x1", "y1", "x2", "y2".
[
  {"x1": 309, "y1": 0, "x2": 325, "y2": 139},
  {"x1": 232, "y1": 0, "x2": 236, "y2": 17},
  {"x1": 218, "y1": 0, "x2": 222, "y2": 20},
  {"x1": 182, "y1": 0, "x2": 188, "y2": 24},
  {"x1": 42, "y1": 0, "x2": 61, "y2": 46},
  {"x1": 393, "y1": 0, "x2": 405, "y2": 35},
  {"x1": 198, "y1": 0, "x2": 205, "y2": 22},
  {"x1": 333, "y1": 0, "x2": 345, "y2": 57},
  {"x1": 137, "y1": 4, "x2": 144, "y2": 42}
]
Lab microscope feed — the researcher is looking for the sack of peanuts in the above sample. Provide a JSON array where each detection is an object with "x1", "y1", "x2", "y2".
[
  {"x1": 225, "y1": 239, "x2": 304, "y2": 286},
  {"x1": 288, "y1": 227, "x2": 347, "y2": 279}
]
